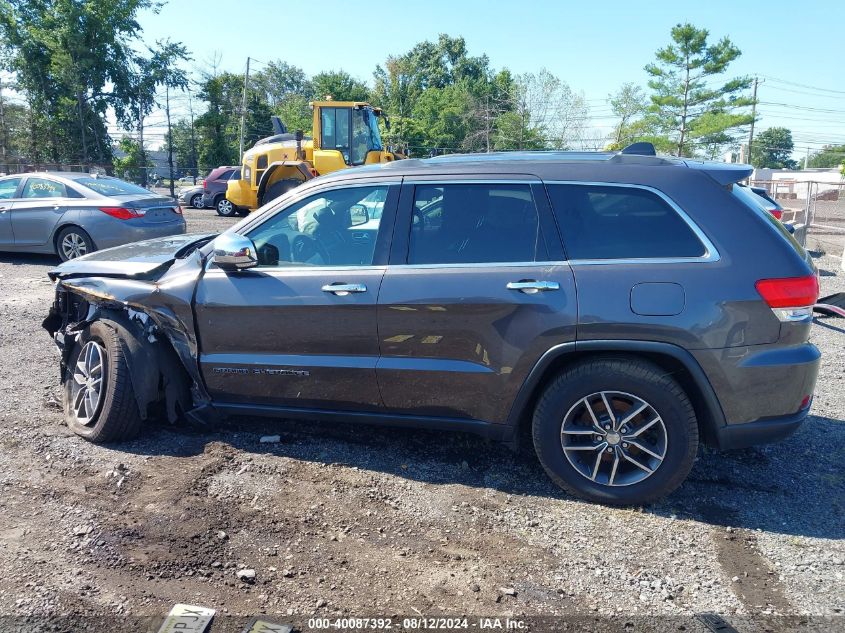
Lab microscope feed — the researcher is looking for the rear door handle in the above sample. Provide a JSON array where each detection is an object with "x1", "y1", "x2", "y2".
[
  {"x1": 322, "y1": 282, "x2": 367, "y2": 296},
  {"x1": 506, "y1": 280, "x2": 560, "y2": 294}
]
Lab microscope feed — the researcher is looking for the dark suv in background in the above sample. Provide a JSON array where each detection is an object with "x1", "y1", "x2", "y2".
[
  {"x1": 44, "y1": 144, "x2": 820, "y2": 505},
  {"x1": 202, "y1": 166, "x2": 241, "y2": 217}
]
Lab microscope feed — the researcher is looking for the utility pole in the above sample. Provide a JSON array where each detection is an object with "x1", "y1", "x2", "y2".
[
  {"x1": 0, "y1": 78, "x2": 7, "y2": 165},
  {"x1": 485, "y1": 95, "x2": 491, "y2": 153},
  {"x1": 189, "y1": 92, "x2": 198, "y2": 183},
  {"x1": 138, "y1": 99, "x2": 147, "y2": 187},
  {"x1": 166, "y1": 85, "x2": 175, "y2": 199},
  {"x1": 804, "y1": 146, "x2": 810, "y2": 170},
  {"x1": 238, "y1": 56, "x2": 250, "y2": 161},
  {"x1": 746, "y1": 77, "x2": 759, "y2": 165}
]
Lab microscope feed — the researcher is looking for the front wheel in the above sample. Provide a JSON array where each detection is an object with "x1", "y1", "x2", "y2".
[
  {"x1": 56, "y1": 226, "x2": 95, "y2": 261},
  {"x1": 532, "y1": 358, "x2": 698, "y2": 505},
  {"x1": 261, "y1": 178, "x2": 301, "y2": 206},
  {"x1": 63, "y1": 320, "x2": 142, "y2": 443},
  {"x1": 216, "y1": 197, "x2": 237, "y2": 217},
  {"x1": 190, "y1": 193, "x2": 204, "y2": 209}
]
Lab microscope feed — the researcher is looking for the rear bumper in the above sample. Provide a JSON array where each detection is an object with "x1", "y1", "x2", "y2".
[
  {"x1": 714, "y1": 407, "x2": 808, "y2": 450},
  {"x1": 691, "y1": 342, "x2": 820, "y2": 426},
  {"x1": 92, "y1": 219, "x2": 187, "y2": 250}
]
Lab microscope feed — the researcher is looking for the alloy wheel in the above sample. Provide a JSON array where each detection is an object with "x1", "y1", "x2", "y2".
[
  {"x1": 191, "y1": 194, "x2": 204, "y2": 209},
  {"x1": 70, "y1": 341, "x2": 106, "y2": 426},
  {"x1": 217, "y1": 199, "x2": 233, "y2": 215},
  {"x1": 560, "y1": 391, "x2": 667, "y2": 487},
  {"x1": 61, "y1": 232, "x2": 88, "y2": 259}
]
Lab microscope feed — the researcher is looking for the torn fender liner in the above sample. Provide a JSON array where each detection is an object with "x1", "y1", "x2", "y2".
[{"x1": 100, "y1": 313, "x2": 192, "y2": 422}]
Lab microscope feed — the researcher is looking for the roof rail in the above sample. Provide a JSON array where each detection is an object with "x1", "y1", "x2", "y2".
[{"x1": 620, "y1": 142, "x2": 657, "y2": 156}]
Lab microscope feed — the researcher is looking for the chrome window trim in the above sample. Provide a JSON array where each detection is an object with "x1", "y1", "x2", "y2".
[
  {"x1": 204, "y1": 264, "x2": 388, "y2": 275},
  {"x1": 387, "y1": 261, "x2": 568, "y2": 271},
  {"x1": 404, "y1": 178, "x2": 542, "y2": 185},
  {"x1": 544, "y1": 180, "x2": 721, "y2": 264}
]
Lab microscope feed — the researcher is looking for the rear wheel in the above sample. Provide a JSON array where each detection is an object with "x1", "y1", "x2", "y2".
[
  {"x1": 56, "y1": 226, "x2": 95, "y2": 261},
  {"x1": 63, "y1": 320, "x2": 142, "y2": 443},
  {"x1": 532, "y1": 358, "x2": 698, "y2": 505},
  {"x1": 216, "y1": 197, "x2": 237, "y2": 217},
  {"x1": 190, "y1": 193, "x2": 204, "y2": 209}
]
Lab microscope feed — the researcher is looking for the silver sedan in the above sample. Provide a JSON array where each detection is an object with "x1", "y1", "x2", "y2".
[{"x1": 0, "y1": 172, "x2": 186, "y2": 261}]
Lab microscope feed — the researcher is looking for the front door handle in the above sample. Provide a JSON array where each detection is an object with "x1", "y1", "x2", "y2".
[
  {"x1": 506, "y1": 280, "x2": 560, "y2": 294},
  {"x1": 321, "y1": 282, "x2": 367, "y2": 296}
]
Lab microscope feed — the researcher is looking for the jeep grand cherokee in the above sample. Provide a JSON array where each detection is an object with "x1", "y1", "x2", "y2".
[{"x1": 43, "y1": 144, "x2": 820, "y2": 505}]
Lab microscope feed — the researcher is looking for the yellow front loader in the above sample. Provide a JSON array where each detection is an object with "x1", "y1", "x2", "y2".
[{"x1": 226, "y1": 101, "x2": 404, "y2": 212}]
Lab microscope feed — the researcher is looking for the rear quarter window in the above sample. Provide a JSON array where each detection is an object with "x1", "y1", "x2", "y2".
[{"x1": 545, "y1": 184, "x2": 706, "y2": 260}]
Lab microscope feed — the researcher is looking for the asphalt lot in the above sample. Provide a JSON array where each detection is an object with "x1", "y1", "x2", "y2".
[{"x1": 0, "y1": 205, "x2": 842, "y2": 632}]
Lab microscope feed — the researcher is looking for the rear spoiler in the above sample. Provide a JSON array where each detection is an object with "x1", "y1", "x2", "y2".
[{"x1": 683, "y1": 160, "x2": 753, "y2": 186}]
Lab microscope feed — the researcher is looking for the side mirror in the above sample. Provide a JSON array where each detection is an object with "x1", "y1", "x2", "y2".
[
  {"x1": 349, "y1": 204, "x2": 369, "y2": 226},
  {"x1": 211, "y1": 233, "x2": 258, "y2": 271}
]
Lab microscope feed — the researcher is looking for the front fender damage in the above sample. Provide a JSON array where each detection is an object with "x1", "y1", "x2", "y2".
[{"x1": 43, "y1": 251, "x2": 218, "y2": 425}]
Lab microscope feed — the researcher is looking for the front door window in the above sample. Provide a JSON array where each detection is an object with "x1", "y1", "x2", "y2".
[{"x1": 246, "y1": 185, "x2": 389, "y2": 267}]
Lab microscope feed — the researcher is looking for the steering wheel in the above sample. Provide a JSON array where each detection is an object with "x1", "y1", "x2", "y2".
[{"x1": 291, "y1": 234, "x2": 330, "y2": 264}]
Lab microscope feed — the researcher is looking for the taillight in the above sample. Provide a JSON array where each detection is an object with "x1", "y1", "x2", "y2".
[
  {"x1": 99, "y1": 206, "x2": 140, "y2": 220},
  {"x1": 756, "y1": 275, "x2": 819, "y2": 322},
  {"x1": 770, "y1": 209, "x2": 783, "y2": 220},
  {"x1": 174, "y1": 205, "x2": 183, "y2": 215},
  {"x1": 202, "y1": 179, "x2": 207, "y2": 188}
]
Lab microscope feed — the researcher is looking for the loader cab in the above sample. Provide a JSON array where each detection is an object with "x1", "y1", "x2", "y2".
[{"x1": 312, "y1": 102, "x2": 388, "y2": 174}]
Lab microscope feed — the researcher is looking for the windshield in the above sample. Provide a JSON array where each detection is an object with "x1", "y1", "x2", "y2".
[
  {"x1": 351, "y1": 108, "x2": 384, "y2": 165},
  {"x1": 74, "y1": 176, "x2": 153, "y2": 196}
]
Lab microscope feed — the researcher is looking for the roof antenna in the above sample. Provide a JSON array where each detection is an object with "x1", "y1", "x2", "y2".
[{"x1": 620, "y1": 142, "x2": 656, "y2": 156}]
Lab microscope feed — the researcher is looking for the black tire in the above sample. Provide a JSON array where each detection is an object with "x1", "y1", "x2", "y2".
[
  {"x1": 532, "y1": 357, "x2": 698, "y2": 506},
  {"x1": 62, "y1": 320, "x2": 142, "y2": 443},
  {"x1": 55, "y1": 226, "x2": 95, "y2": 261},
  {"x1": 190, "y1": 193, "x2": 204, "y2": 209},
  {"x1": 236, "y1": 208, "x2": 250, "y2": 217},
  {"x1": 216, "y1": 196, "x2": 237, "y2": 217},
  {"x1": 261, "y1": 178, "x2": 300, "y2": 206}
]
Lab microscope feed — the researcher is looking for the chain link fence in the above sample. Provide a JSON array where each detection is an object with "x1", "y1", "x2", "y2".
[
  {"x1": 0, "y1": 163, "x2": 212, "y2": 197},
  {"x1": 751, "y1": 179, "x2": 845, "y2": 261}
]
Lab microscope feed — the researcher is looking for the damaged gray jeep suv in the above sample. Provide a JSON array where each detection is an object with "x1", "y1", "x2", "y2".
[{"x1": 44, "y1": 144, "x2": 821, "y2": 505}]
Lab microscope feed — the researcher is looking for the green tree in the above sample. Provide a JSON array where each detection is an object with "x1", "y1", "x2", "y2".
[
  {"x1": 645, "y1": 23, "x2": 754, "y2": 157},
  {"x1": 243, "y1": 92, "x2": 274, "y2": 147},
  {"x1": 195, "y1": 71, "x2": 242, "y2": 168},
  {"x1": 274, "y1": 94, "x2": 312, "y2": 135},
  {"x1": 164, "y1": 119, "x2": 198, "y2": 174},
  {"x1": 806, "y1": 144, "x2": 845, "y2": 169},
  {"x1": 253, "y1": 60, "x2": 310, "y2": 107},
  {"x1": 112, "y1": 136, "x2": 150, "y2": 183},
  {"x1": 750, "y1": 127, "x2": 797, "y2": 169},
  {"x1": 607, "y1": 83, "x2": 648, "y2": 149},
  {"x1": 311, "y1": 70, "x2": 370, "y2": 102},
  {"x1": 372, "y1": 35, "x2": 514, "y2": 154},
  {"x1": 0, "y1": 0, "x2": 183, "y2": 165}
]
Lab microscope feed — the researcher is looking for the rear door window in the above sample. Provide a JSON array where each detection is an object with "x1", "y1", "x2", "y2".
[
  {"x1": 408, "y1": 183, "x2": 549, "y2": 264},
  {"x1": 21, "y1": 177, "x2": 67, "y2": 198},
  {"x1": 545, "y1": 184, "x2": 705, "y2": 260}
]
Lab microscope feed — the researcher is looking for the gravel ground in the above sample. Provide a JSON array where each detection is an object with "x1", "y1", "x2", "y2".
[{"x1": 0, "y1": 207, "x2": 842, "y2": 632}]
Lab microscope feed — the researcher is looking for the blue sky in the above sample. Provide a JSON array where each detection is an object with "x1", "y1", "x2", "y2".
[{"x1": 137, "y1": 0, "x2": 845, "y2": 156}]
